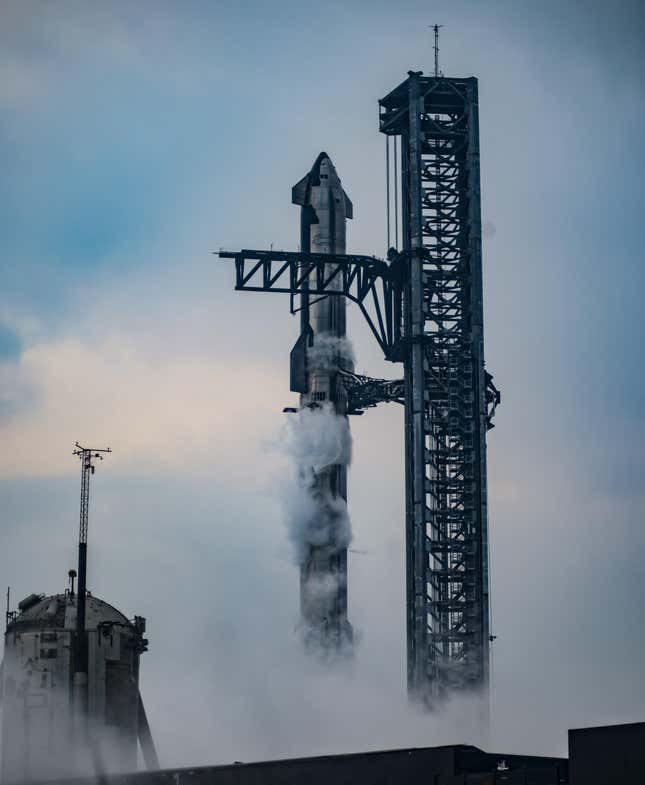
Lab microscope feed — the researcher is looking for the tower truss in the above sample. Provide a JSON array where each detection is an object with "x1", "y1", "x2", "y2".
[{"x1": 380, "y1": 72, "x2": 494, "y2": 701}]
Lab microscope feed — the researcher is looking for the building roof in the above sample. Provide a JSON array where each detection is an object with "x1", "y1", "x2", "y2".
[{"x1": 6, "y1": 592, "x2": 132, "y2": 633}]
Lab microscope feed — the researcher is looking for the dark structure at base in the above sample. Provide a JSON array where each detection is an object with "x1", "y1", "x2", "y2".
[
  {"x1": 568, "y1": 721, "x2": 645, "y2": 785},
  {"x1": 44, "y1": 744, "x2": 567, "y2": 785},
  {"x1": 41, "y1": 721, "x2": 645, "y2": 785}
]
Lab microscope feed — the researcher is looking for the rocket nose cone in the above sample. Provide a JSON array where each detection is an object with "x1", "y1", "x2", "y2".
[
  {"x1": 315, "y1": 151, "x2": 330, "y2": 168},
  {"x1": 292, "y1": 151, "x2": 347, "y2": 207},
  {"x1": 312, "y1": 151, "x2": 340, "y2": 185},
  {"x1": 312, "y1": 151, "x2": 330, "y2": 176}
]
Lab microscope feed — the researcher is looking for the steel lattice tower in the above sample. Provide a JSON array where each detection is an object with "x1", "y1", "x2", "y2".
[
  {"x1": 219, "y1": 69, "x2": 499, "y2": 705},
  {"x1": 380, "y1": 72, "x2": 497, "y2": 702}
]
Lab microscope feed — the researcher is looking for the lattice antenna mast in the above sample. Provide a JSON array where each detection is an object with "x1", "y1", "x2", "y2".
[
  {"x1": 432, "y1": 24, "x2": 443, "y2": 77},
  {"x1": 72, "y1": 443, "x2": 111, "y2": 682}
]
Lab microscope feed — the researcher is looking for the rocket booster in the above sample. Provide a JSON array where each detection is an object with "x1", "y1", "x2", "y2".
[{"x1": 291, "y1": 153, "x2": 354, "y2": 652}]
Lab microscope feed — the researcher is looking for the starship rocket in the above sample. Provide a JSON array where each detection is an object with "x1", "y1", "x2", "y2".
[{"x1": 290, "y1": 152, "x2": 354, "y2": 653}]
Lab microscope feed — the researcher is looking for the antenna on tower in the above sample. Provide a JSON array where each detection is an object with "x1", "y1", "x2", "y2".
[
  {"x1": 431, "y1": 24, "x2": 444, "y2": 77},
  {"x1": 71, "y1": 442, "x2": 111, "y2": 721}
]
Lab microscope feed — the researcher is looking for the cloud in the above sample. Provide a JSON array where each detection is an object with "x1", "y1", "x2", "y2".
[
  {"x1": 0, "y1": 322, "x2": 21, "y2": 362},
  {"x1": 0, "y1": 332, "x2": 284, "y2": 478},
  {"x1": 0, "y1": 3, "x2": 220, "y2": 107}
]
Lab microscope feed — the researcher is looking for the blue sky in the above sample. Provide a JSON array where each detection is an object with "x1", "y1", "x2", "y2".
[{"x1": 1, "y1": 0, "x2": 644, "y2": 766}]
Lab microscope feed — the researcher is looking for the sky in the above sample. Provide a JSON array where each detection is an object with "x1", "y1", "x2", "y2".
[{"x1": 1, "y1": 0, "x2": 644, "y2": 769}]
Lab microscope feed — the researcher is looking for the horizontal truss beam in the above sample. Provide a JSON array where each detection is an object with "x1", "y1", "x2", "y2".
[
  {"x1": 218, "y1": 249, "x2": 399, "y2": 358},
  {"x1": 217, "y1": 249, "x2": 499, "y2": 428}
]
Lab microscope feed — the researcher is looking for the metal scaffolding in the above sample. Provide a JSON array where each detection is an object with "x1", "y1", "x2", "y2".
[{"x1": 219, "y1": 71, "x2": 499, "y2": 705}]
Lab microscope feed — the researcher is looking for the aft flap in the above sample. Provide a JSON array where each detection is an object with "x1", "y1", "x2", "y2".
[
  {"x1": 292, "y1": 174, "x2": 310, "y2": 206},
  {"x1": 343, "y1": 189, "x2": 353, "y2": 220}
]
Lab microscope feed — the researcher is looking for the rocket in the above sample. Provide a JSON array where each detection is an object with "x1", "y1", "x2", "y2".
[{"x1": 290, "y1": 152, "x2": 354, "y2": 653}]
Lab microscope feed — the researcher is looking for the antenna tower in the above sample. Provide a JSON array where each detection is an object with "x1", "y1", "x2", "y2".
[
  {"x1": 72, "y1": 442, "x2": 111, "y2": 712},
  {"x1": 432, "y1": 24, "x2": 443, "y2": 77}
]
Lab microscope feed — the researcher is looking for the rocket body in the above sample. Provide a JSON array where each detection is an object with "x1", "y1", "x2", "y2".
[{"x1": 291, "y1": 153, "x2": 354, "y2": 653}]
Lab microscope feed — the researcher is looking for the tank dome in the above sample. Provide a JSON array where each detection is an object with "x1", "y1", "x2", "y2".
[{"x1": 6, "y1": 592, "x2": 132, "y2": 634}]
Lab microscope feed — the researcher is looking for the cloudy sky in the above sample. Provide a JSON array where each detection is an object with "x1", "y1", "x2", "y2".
[{"x1": 1, "y1": 0, "x2": 644, "y2": 768}]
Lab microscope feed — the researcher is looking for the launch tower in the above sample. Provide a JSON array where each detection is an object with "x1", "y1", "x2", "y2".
[
  {"x1": 379, "y1": 72, "x2": 499, "y2": 701},
  {"x1": 219, "y1": 70, "x2": 499, "y2": 705}
]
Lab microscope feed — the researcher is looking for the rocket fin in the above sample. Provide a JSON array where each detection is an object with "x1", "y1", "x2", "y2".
[
  {"x1": 290, "y1": 329, "x2": 309, "y2": 393},
  {"x1": 343, "y1": 189, "x2": 353, "y2": 220},
  {"x1": 292, "y1": 174, "x2": 310, "y2": 206}
]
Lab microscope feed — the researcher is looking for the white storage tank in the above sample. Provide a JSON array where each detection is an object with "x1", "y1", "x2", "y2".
[{"x1": 1, "y1": 587, "x2": 153, "y2": 783}]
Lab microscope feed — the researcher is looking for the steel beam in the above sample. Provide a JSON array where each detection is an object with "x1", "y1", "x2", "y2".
[{"x1": 219, "y1": 249, "x2": 398, "y2": 358}]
